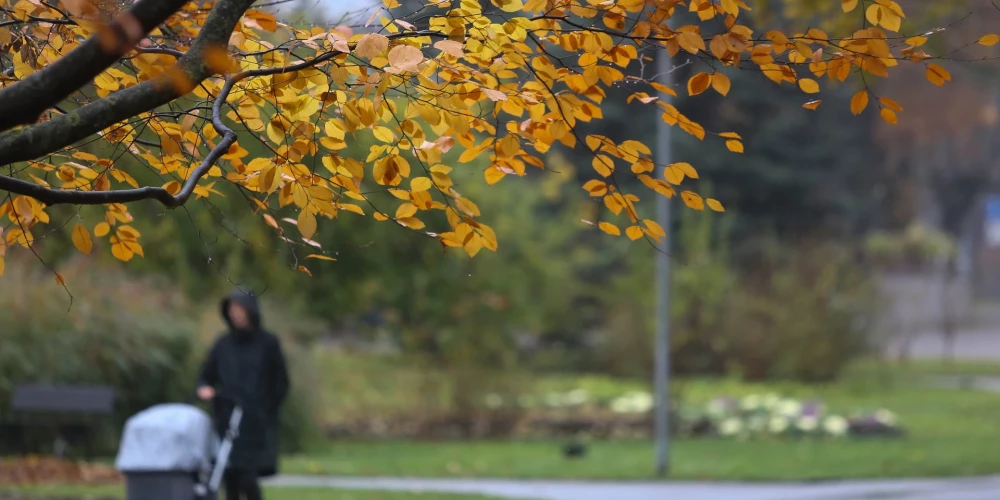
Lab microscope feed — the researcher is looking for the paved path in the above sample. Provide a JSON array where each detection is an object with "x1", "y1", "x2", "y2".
[{"x1": 266, "y1": 475, "x2": 1000, "y2": 499}]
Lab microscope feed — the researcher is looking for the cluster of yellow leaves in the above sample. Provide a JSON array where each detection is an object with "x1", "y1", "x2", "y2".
[{"x1": 0, "y1": 0, "x2": 980, "y2": 270}]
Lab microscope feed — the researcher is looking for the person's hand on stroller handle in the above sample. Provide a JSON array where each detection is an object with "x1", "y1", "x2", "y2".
[{"x1": 197, "y1": 385, "x2": 215, "y2": 401}]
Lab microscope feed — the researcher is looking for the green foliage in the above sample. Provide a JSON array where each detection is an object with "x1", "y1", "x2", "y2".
[
  {"x1": 725, "y1": 243, "x2": 879, "y2": 382},
  {"x1": 0, "y1": 257, "x2": 197, "y2": 453},
  {"x1": 0, "y1": 257, "x2": 321, "y2": 454},
  {"x1": 865, "y1": 222, "x2": 956, "y2": 271}
]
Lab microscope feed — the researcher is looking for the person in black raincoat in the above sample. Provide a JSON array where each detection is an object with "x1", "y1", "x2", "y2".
[{"x1": 197, "y1": 291, "x2": 290, "y2": 500}]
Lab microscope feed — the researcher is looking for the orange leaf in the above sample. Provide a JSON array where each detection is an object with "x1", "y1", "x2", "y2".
[
  {"x1": 71, "y1": 224, "x2": 93, "y2": 255},
  {"x1": 925, "y1": 63, "x2": 951, "y2": 87},
  {"x1": 598, "y1": 222, "x2": 621, "y2": 236},
  {"x1": 712, "y1": 72, "x2": 731, "y2": 96},
  {"x1": 978, "y1": 34, "x2": 1000, "y2": 46},
  {"x1": 850, "y1": 90, "x2": 869, "y2": 115},
  {"x1": 878, "y1": 96, "x2": 903, "y2": 112},
  {"x1": 803, "y1": 100, "x2": 822, "y2": 110},
  {"x1": 681, "y1": 191, "x2": 705, "y2": 210},
  {"x1": 798, "y1": 78, "x2": 820, "y2": 94},
  {"x1": 687, "y1": 73, "x2": 712, "y2": 96},
  {"x1": 880, "y1": 108, "x2": 898, "y2": 125},
  {"x1": 307, "y1": 254, "x2": 337, "y2": 261}
]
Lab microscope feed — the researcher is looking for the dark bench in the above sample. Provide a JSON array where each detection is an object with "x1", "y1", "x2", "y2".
[{"x1": 3, "y1": 384, "x2": 116, "y2": 458}]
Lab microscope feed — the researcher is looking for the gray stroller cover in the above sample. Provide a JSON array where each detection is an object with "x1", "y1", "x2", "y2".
[{"x1": 115, "y1": 403, "x2": 217, "y2": 472}]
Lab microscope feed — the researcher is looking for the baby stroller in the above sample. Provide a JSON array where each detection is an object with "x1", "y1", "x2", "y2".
[{"x1": 114, "y1": 395, "x2": 243, "y2": 500}]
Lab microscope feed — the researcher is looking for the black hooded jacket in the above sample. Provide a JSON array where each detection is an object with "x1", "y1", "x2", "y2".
[{"x1": 196, "y1": 291, "x2": 290, "y2": 477}]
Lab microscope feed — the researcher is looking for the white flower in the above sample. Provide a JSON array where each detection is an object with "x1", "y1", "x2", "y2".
[
  {"x1": 823, "y1": 415, "x2": 849, "y2": 436},
  {"x1": 720, "y1": 418, "x2": 743, "y2": 436},
  {"x1": 769, "y1": 416, "x2": 789, "y2": 434},
  {"x1": 777, "y1": 399, "x2": 803, "y2": 418},
  {"x1": 565, "y1": 389, "x2": 589, "y2": 406},
  {"x1": 740, "y1": 394, "x2": 761, "y2": 411},
  {"x1": 484, "y1": 393, "x2": 503, "y2": 409},
  {"x1": 611, "y1": 391, "x2": 653, "y2": 414},
  {"x1": 797, "y1": 415, "x2": 819, "y2": 432},
  {"x1": 630, "y1": 392, "x2": 654, "y2": 413},
  {"x1": 762, "y1": 393, "x2": 780, "y2": 410},
  {"x1": 874, "y1": 409, "x2": 897, "y2": 426},
  {"x1": 707, "y1": 399, "x2": 729, "y2": 417},
  {"x1": 544, "y1": 392, "x2": 565, "y2": 408}
]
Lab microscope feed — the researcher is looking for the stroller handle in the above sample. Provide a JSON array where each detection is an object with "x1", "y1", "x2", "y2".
[{"x1": 194, "y1": 386, "x2": 245, "y2": 409}]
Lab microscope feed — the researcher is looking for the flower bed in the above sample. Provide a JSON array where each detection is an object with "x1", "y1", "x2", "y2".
[{"x1": 683, "y1": 393, "x2": 905, "y2": 440}]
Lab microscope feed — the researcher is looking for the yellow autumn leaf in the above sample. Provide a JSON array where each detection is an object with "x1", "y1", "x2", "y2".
[
  {"x1": 979, "y1": 34, "x2": 1000, "y2": 46},
  {"x1": 583, "y1": 179, "x2": 608, "y2": 196},
  {"x1": 397, "y1": 217, "x2": 426, "y2": 230},
  {"x1": 485, "y1": 167, "x2": 506, "y2": 185},
  {"x1": 642, "y1": 219, "x2": 666, "y2": 240},
  {"x1": 94, "y1": 222, "x2": 111, "y2": 237},
  {"x1": 925, "y1": 63, "x2": 951, "y2": 87},
  {"x1": 880, "y1": 108, "x2": 898, "y2": 125},
  {"x1": 396, "y1": 203, "x2": 418, "y2": 219},
  {"x1": 355, "y1": 33, "x2": 390, "y2": 59},
  {"x1": 687, "y1": 73, "x2": 712, "y2": 96},
  {"x1": 410, "y1": 177, "x2": 433, "y2": 192},
  {"x1": 592, "y1": 155, "x2": 614, "y2": 177},
  {"x1": 244, "y1": 10, "x2": 278, "y2": 32},
  {"x1": 706, "y1": 198, "x2": 725, "y2": 212},
  {"x1": 298, "y1": 210, "x2": 318, "y2": 239},
  {"x1": 307, "y1": 254, "x2": 337, "y2": 261},
  {"x1": 798, "y1": 78, "x2": 820, "y2": 94},
  {"x1": 725, "y1": 140, "x2": 743, "y2": 153},
  {"x1": 72, "y1": 224, "x2": 93, "y2": 255},
  {"x1": 803, "y1": 100, "x2": 822, "y2": 110},
  {"x1": 712, "y1": 72, "x2": 731, "y2": 96},
  {"x1": 491, "y1": 0, "x2": 524, "y2": 13},
  {"x1": 842, "y1": 0, "x2": 858, "y2": 12},
  {"x1": 598, "y1": 221, "x2": 621, "y2": 236},
  {"x1": 625, "y1": 225, "x2": 643, "y2": 241},
  {"x1": 850, "y1": 90, "x2": 869, "y2": 115},
  {"x1": 434, "y1": 40, "x2": 465, "y2": 57},
  {"x1": 878, "y1": 96, "x2": 903, "y2": 112},
  {"x1": 681, "y1": 191, "x2": 705, "y2": 211},
  {"x1": 110, "y1": 237, "x2": 134, "y2": 262},
  {"x1": 372, "y1": 126, "x2": 395, "y2": 143},
  {"x1": 387, "y1": 44, "x2": 424, "y2": 72}
]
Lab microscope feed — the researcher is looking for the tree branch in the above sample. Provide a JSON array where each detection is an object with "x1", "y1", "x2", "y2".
[
  {"x1": 0, "y1": 0, "x2": 258, "y2": 165},
  {"x1": 0, "y1": 50, "x2": 342, "y2": 207},
  {"x1": 0, "y1": 0, "x2": 193, "y2": 132}
]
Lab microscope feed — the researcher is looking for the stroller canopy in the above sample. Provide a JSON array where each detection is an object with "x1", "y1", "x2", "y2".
[{"x1": 115, "y1": 403, "x2": 216, "y2": 473}]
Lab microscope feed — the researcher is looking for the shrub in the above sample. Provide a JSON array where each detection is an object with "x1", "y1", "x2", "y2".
[
  {"x1": 0, "y1": 256, "x2": 197, "y2": 454},
  {"x1": 0, "y1": 257, "x2": 325, "y2": 455},
  {"x1": 723, "y1": 243, "x2": 879, "y2": 382}
]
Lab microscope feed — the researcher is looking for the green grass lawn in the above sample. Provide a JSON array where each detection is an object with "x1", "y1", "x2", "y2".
[
  {"x1": 289, "y1": 357, "x2": 1000, "y2": 481},
  {"x1": 0, "y1": 484, "x2": 509, "y2": 500}
]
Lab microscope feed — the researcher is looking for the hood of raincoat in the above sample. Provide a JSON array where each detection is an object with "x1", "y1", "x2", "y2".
[{"x1": 221, "y1": 290, "x2": 262, "y2": 336}]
